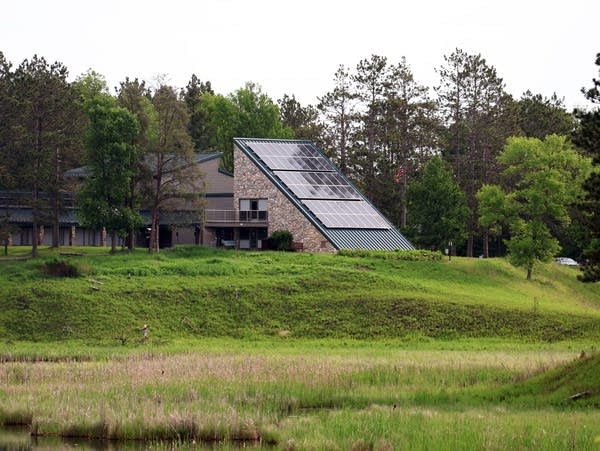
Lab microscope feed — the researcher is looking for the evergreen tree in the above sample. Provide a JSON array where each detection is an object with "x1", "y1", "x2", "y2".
[
  {"x1": 407, "y1": 156, "x2": 469, "y2": 251},
  {"x1": 436, "y1": 49, "x2": 518, "y2": 257},
  {"x1": 10, "y1": 55, "x2": 84, "y2": 255},
  {"x1": 575, "y1": 52, "x2": 600, "y2": 282},
  {"x1": 378, "y1": 57, "x2": 439, "y2": 228},
  {"x1": 353, "y1": 55, "x2": 389, "y2": 200},
  {"x1": 516, "y1": 91, "x2": 575, "y2": 139},
  {"x1": 182, "y1": 74, "x2": 213, "y2": 151},
  {"x1": 278, "y1": 94, "x2": 324, "y2": 145},
  {"x1": 318, "y1": 65, "x2": 357, "y2": 175}
]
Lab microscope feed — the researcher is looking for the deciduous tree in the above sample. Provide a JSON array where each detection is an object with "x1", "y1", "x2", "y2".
[
  {"x1": 477, "y1": 135, "x2": 591, "y2": 280},
  {"x1": 146, "y1": 84, "x2": 204, "y2": 252},
  {"x1": 76, "y1": 96, "x2": 141, "y2": 253},
  {"x1": 204, "y1": 82, "x2": 293, "y2": 171}
]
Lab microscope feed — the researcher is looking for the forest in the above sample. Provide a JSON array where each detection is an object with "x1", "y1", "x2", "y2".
[{"x1": 0, "y1": 48, "x2": 598, "y2": 281}]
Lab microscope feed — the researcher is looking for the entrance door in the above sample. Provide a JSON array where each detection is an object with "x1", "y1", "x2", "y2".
[{"x1": 249, "y1": 230, "x2": 257, "y2": 249}]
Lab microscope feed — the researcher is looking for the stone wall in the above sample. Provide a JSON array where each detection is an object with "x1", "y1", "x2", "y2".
[{"x1": 233, "y1": 145, "x2": 335, "y2": 253}]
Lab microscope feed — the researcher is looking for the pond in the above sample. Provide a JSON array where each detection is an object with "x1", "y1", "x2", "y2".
[{"x1": 0, "y1": 426, "x2": 265, "y2": 450}]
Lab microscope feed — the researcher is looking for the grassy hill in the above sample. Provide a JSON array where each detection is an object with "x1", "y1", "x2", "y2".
[{"x1": 1, "y1": 246, "x2": 599, "y2": 343}]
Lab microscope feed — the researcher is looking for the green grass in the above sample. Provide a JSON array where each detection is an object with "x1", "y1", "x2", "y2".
[
  {"x1": 1, "y1": 245, "x2": 600, "y2": 448},
  {"x1": 0, "y1": 341, "x2": 599, "y2": 449},
  {"x1": 0, "y1": 245, "x2": 599, "y2": 343}
]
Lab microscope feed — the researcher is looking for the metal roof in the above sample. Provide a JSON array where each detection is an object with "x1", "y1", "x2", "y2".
[
  {"x1": 64, "y1": 152, "x2": 225, "y2": 178},
  {"x1": 233, "y1": 138, "x2": 414, "y2": 251}
]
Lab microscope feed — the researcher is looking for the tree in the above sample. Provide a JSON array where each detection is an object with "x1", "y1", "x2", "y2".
[
  {"x1": 516, "y1": 91, "x2": 575, "y2": 139},
  {"x1": 378, "y1": 57, "x2": 439, "y2": 228},
  {"x1": 182, "y1": 74, "x2": 213, "y2": 151},
  {"x1": 436, "y1": 49, "x2": 518, "y2": 257},
  {"x1": 353, "y1": 55, "x2": 389, "y2": 200},
  {"x1": 116, "y1": 78, "x2": 156, "y2": 249},
  {"x1": 76, "y1": 96, "x2": 141, "y2": 253},
  {"x1": 10, "y1": 55, "x2": 84, "y2": 255},
  {"x1": 204, "y1": 82, "x2": 293, "y2": 171},
  {"x1": 146, "y1": 84, "x2": 204, "y2": 252},
  {"x1": 574, "y1": 52, "x2": 600, "y2": 282},
  {"x1": 477, "y1": 135, "x2": 591, "y2": 280},
  {"x1": 278, "y1": 94, "x2": 324, "y2": 144},
  {"x1": 318, "y1": 65, "x2": 357, "y2": 175},
  {"x1": 406, "y1": 156, "x2": 469, "y2": 251}
]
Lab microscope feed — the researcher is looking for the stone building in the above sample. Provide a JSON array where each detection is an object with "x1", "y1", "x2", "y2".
[
  {"x1": 2, "y1": 140, "x2": 413, "y2": 252},
  {"x1": 213, "y1": 138, "x2": 413, "y2": 252}
]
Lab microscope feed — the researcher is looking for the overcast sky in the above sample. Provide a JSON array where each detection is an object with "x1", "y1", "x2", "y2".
[{"x1": 2, "y1": 0, "x2": 598, "y2": 110}]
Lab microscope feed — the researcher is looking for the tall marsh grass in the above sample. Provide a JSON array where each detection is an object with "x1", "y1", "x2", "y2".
[{"x1": 0, "y1": 344, "x2": 592, "y2": 448}]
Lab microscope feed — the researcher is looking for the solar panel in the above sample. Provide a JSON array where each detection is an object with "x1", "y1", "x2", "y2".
[
  {"x1": 240, "y1": 139, "x2": 392, "y2": 230},
  {"x1": 303, "y1": 200, "x2": 390, "y2": 229},
  {"x1": 245, "y1": 141, "x2": 334, "y2": 171},
  {"x1": 273, "y1": 171, "x2": 361, "y2": 200}
]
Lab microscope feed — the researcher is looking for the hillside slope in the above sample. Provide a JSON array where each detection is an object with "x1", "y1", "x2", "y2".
[{"x1": 1, "y1": 246, "x2": 599, "y2": 342}]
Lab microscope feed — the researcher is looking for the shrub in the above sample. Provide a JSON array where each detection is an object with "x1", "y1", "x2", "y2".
[
  {"x1": 41, "y1": 258, "x2": 82, "y2": 277},
  {"x1": 337, "y1": 249, "x2": 443, "y2": 261},
  {"x1": 268, "y1": 230, "x2": 293, "y2": 251}
]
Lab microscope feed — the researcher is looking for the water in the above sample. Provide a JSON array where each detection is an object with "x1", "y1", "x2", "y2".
[{"x1": 0, "y1": 426, "x2": 266, "y2": 450}]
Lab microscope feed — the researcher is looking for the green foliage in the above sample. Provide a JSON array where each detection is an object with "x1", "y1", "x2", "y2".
[
  {"x1": 337, "y1": 249, "x2": 442, "y2": 261},
  {"x1": 204, "y1": 82, "x2": 293, "y2": 171},
  {"x1": 478, "y1": 135, "x2": 592, "y2": 279},
  {"x1": 182, "y1": 74, "x2": 214, "y2": 150},
  {"x1": 407, "y1": 156, "x2": 469, "y2": 250},
  {"x1": 574, "y1": 53, "x2": 600, "y2": 282},
  {"x1": 516, "y1": 90, "x2": 575, "y2": 139},
  {"x1": 76, "y1": 95, "x2": 141, "y2": 250},
  {"x1": 268, "y1": 230, "x2": 293, "y2": 251}
]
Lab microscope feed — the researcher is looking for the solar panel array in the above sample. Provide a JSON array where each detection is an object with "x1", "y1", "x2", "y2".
[{"x1": 243, "y1": 140, "x2": 391, "y2": 230}]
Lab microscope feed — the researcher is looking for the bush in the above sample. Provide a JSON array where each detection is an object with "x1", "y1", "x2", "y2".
[
  {"x1": 268, "y1": 230, "x2": 293, "y2": 251},
  {"x1": 41, "y1": 258, "x2": 82, "y2": 277},
  {"x1": 337, "y1": 249, "x2": 443, "y2": 261}
]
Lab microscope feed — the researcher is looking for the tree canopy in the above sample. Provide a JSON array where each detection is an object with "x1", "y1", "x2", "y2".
[{"x1": 478, "y1": 135, "x2": 592, "y2": 279}]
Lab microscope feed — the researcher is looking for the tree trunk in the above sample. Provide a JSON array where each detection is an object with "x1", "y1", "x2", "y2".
[
  {"x1": 467, "y1": 233, "x2": 474, "y2": 258},
  {"x1": 482, "y1": 229, "x2": 489, "y2": 258},
  {"x1": 149, "y1": 209, "x2": 160, "y2": 253},
  {"x1": 400, "y1": 176, "x2": 408, "y2": 228},
  {"x1": 111, "y1": 230, "x2": 117, "y2": 254},
  {"x1": 51, "y1": 146, "x2": 61, "y2": 248},
  {"x1": 527, "y1": 266, "x2": 532, "y2": 280},
  {"x1": 31, "y1": 118, "x2": 42, "y2": 258},
  {"x1": 128, "y1": 178, "x2": 136, "y2": 251}
]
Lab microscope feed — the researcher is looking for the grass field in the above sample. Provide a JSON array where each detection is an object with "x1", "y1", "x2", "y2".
[
  {"x1": 1, "y1": 246, "x2": 599, "y2": 448},
  {"x1": 0, "y1": 341, "x2": 599, "y2": 449}
]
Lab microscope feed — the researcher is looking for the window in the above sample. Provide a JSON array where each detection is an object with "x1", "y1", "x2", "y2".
[{"x1": 240, "y1": 198, "x2": 268, "y2": 221}]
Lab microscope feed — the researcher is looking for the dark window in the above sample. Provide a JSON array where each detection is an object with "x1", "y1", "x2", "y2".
[{"x1": 240, "y1": 198, "x2": 268, "y2": 221}]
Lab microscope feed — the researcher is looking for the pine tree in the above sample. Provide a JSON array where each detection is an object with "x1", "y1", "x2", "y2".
[{"x1": 575, "y1": 52, "x2": 600, "y2": 282}]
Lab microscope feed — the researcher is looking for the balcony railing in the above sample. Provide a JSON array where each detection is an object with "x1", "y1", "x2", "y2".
[{"x1": 204, "y1": 210, "x2": 268, "y2": 223}]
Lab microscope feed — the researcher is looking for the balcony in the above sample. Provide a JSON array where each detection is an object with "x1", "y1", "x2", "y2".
[{"x1": 205, "y1": 210, "x2": 268, "y2": 224}]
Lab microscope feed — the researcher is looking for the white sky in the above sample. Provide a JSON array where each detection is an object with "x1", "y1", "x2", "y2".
[{"x1": 2, "y1": 0, "x2": 598, "y2": 111}]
